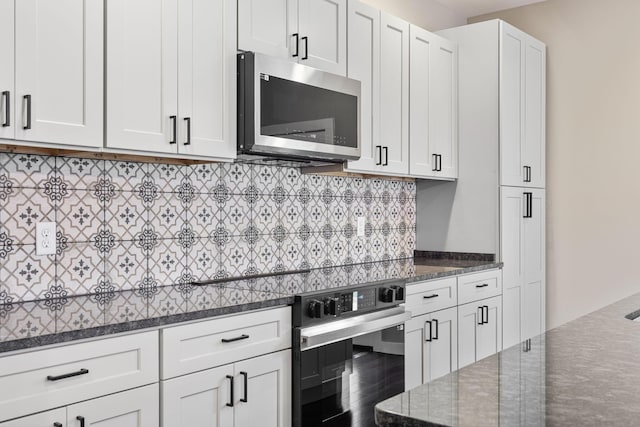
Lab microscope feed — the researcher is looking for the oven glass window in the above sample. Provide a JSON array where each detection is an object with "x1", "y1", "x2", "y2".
[{"x1": 260, "y1": 76, "x2": 358, "y2": 148}]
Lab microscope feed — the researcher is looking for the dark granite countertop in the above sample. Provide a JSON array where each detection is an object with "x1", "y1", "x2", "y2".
[
  {"x1": 375, "y1": 291, "x2": 640, "y2": 426},
  {"x1": 0, "y1": 254, "x2": 501, "y2": 353}
]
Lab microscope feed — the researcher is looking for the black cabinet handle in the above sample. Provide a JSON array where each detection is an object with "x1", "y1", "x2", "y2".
[
  {"x1": 475, "y1": 283, "x2": 489, "y2": 289},
  {"x1": 221, "y1": 334, "x2": 250, "y2": 343},
  {"x1": 425, "y1": 320, "x2": 432, "y2": 342},
  {"x1": 375, "y1": 145, "x2": 382, "y2": 165},
  {"x1": 438, "y1": 154, "x2": 443, "y2": 171},
  {"x1": 523, "y1": 338, "x2": 532, "y2": 352},
  {"x1": 477, "y1": 307, "x2": 484, "y2": 325},
  {"x1": 423, "y1": 294, "x2": 439, "y2": 299},
  {"x1": 47, "y1": 368, "x2": 89, "y2": 381},
  {"x1": 240, "y1": 371, "x2": 248, "y2": 403},
  {"x1": 432, "y1": 154, "x2": 438, "y2": 171},
  {"x1": 169, "y1": 115, "x2": 177, "y2": 144},
  {"x1": 523, "y1": 192, "x2": 533, "y2": 218},
  {"x1": 523, "y1": 166, "x2": 532, "y2": 183},
  {"x1": 226, "y1": 375, "x2": 234, "y2": 407},
  {"x1": 76, "y1": 416, "x2": 85, "y2": 427},
  {"x1": 483, "y1": 305, "x2": 489, "y2": 324},
  {"x1": 2, "y1": 91, "x2": 9, "y2": 127},
  {"x1": 23, "y1": 94, "x2": 31, "y2": 130},
  {"x1": 292, "y1": 33, "x2": 299, "y2": 57},
  {"x1": 432, "y1": 319, "x2": 439, "y2": 340},
  {"x1": 184, "y1": 117, "x2": 191, "y2": 145},
  {"x1": 383, "y1": 146, "x2": 389, "y2": 166},
  {"x1": 54, "y1": 423, "x2": 63, "y2": 427},
  {"x1": 301, "y1": 36, "x2": 308, "y2": 60}
]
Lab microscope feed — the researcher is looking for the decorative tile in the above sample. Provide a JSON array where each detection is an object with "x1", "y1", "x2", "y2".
[
  {"x1": 58, "y1": 190, "x2": 104, "y2": 243},
  {"x1": 279, "y1": 234, "x2": 307, "y2": 271},
  {"x1": 104, "y1": 291, "x2": 148, "y2": 325},
  {"x1": 254, "y1": 236, "x2": 279, "y2": 272},
  {"x1": 222, "y1": 194, "x2": 252, "y2": 236},
  {"x1": 188, "y1": 285, "x2": 221, "y2": 312},
  {"x1": 1, "y1": 188, "x2": 55, "y2": 245},
  {"x1": 220, "y1": 236, "x2": 254, "y2": 277},
  {"x1": 57, "y1": 243, "x2": 104, "y2": 295},
  {"x1": 56, "y1": 157, "x2": 103, "y2": 190},
  {"x1": 279, "y1": 274, "x2": 305, "y2": 294},
  {"x1": 104, "y1": 160, "x2": 147, "y2": 192},
  {"x1": 281, "y1": 196, "x2": 305, "y2": 233},
  {"x1": 307, "y1": 198, "x2": 326, "y2": 234},
  {"x1": 177, "y1": 177, "x2": 196, "y2": 209},
  {"x1": 281, "y1": 167, "x2": 305, "y2": 196},
  {"x1": 0, "y1": 152, "x2": 55, "y2": 188},
  {"x1": 189, "y1": 163, "x2": 220, "y2": 194},
  {"x1": 222, "y1": 162, "x2": 252, "y2": 194},
  {"x1": 307, "y1": 233, "x2": 325, "y2": 269},
  {"x1": 56, "y1": 296, "x2": 104, "y2": 333},
  {"x1": 371, "y1": 178, "x2": 386, "y2": 198},
  {"x1": 2, "y1": 245, "x2": 55, "y2": 301},
  {"x1": 149, "y1": 239, "x2": 185, "y2": 286},
  {"x1": 135, "y1": 178, "x2": 161, "y2": 208},
  {"x1": 369, "y1": 232, "x2": 387, "y2": 262},
  {"x1": 349, "y1": 177, "x2": 367, "y2": 198},
  {"x1": 253, "y1": 164, "x2": 278, "y2": 194},
  {"x1": 189, "y1": 193, "x2": 219, "y2": 238},
  {"x1": 150, "y1": 192, "x2": 186, "y2": 238},
  {"x1": 219, "y1": 286, "x2": 253, "y2": 306},
  {"x1": 370, "y1": 199, "x2": 385, "y2": 229},
  {"x1": 306, "y1": 174, "x2": 326, "y2": 197},
  {"x1": 190, "y1": 237, "x2": 220, "y2": 282},
  {"x1": 0, "y1": 170, "x2": 16, "y2": 203},
  {"x1": 147, "y1": 286, "x2": 187, "y2": 318},
  {"x1": 253, "y1": 195, "x2": 280, "y2": 235},
  {"x1": 105, "y1": 191, "x2": 147, "y2": 241},
  {"x1": 105, "y1": 242, "x2": 146, "y2": 292},
  {"x1": 150, "y1": 163, "x2": 185, "y2": 192},
  {"x1": 351, "y1": 237, "x2": 368, "y2": 264},
  {"x1": 327, "y1": 175, "x2": 348, "y2": 197},
  {"x1": 0, "y1": 300, "x2": 56, "y2": 340},
  {"x1": 328, "y1": 202, "x2": 349, "y2": 231}
]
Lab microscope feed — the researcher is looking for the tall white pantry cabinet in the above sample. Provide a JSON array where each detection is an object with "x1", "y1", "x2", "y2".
[{"x1": 435, "y1": 20, "x2": 546, "y2": 350}]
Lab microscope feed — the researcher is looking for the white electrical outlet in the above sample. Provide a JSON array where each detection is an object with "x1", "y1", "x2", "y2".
[
  {"x1": 36, "y1": 222, "x2": 56, "y2": 255},
  {"x1": 357, "y1": 216, "x2": 366, "y2": 237}
]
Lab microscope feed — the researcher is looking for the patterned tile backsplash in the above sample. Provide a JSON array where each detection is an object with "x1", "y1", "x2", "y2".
[{"x1": 0, "y1": 153, "x2": 416, "y2": 305}]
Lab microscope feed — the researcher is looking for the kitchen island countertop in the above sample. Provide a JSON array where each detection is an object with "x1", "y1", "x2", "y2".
[{"x1": 375, "y1": 291, "x2": 640, "y2": 426}]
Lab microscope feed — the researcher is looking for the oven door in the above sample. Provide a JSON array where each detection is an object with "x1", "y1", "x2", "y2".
[{"x1": 293, "y1": 309, "x2": 410, "y2": 427}]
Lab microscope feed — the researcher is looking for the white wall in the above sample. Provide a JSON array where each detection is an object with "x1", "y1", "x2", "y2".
[
  {"x1": 470, "y1": 0, "x2": 640, "y2": 329},
  {"x1": 361, "y1": 0, "x2": 467, "y2": 30}
]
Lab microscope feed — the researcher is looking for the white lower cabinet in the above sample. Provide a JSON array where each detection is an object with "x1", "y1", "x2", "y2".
[
  {"x1": 458, "y1": 295, "x2": 502, "y2": 369},
  {"x1": 162, "y1": 350, "x2": 291, "y2": 427},
  {"x1": 1, "y1": 408, "x2": 66, "y2": 427},
  {"x1": 405, "y1": 307, "x2": 457, "y2": 391}
]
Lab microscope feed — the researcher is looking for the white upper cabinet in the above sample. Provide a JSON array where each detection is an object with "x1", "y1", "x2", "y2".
[
  {"x1": 238, "y1": 0, "x2": 347, "y2": 75},
  {"x1": 409, "y1": 25, "x2": 458, "y2": 179},
  {"x1": 107, "y1": 0, "x2": 236, "y2": 159},
  {"x1": 0, "y1": 0, "x2": 14, "y2": 140},
  {"x1": 344, "y1": 0, "x2": 380, "y2": 174},
  {"x1": 14, "y1": 0, "x2": 103, "y2": 147},
  {"x1": 379, "y1": 12, "x2": 409, "y2": 175},
  {"x1": 500, "y1": 22, "x2": 545, "y2": 188}
]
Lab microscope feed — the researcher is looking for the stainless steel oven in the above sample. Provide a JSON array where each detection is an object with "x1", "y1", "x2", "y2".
[
  {"x1": 292, "y1": 281, "x2": 409, "y2": 427},
  {"x1": 237, "y1": 52, "x2": 361, "y2": 165}
]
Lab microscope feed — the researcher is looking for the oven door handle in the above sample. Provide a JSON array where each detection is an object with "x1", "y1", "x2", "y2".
[{"x1": 298, "y1": 307, "x2": 411, "y2": 351}]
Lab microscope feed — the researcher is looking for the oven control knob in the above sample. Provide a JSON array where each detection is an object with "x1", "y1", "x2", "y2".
[
  {"x1": 308, "y1": 300, "x2": 325, "y2": 318},
  {"x1": 391, "y1": 285, "x2": 405, "y2": 301},
  {"x1": 324, "y1": 297, "x2": 341, "y2": 317},
  {"x1": 379, "y1": 287, "x2": 395, "y2": 303}
]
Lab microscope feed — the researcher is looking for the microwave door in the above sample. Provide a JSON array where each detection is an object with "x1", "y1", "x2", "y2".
[{"x1": 261, "y1": 118, "x2": 335, "y2": 145}]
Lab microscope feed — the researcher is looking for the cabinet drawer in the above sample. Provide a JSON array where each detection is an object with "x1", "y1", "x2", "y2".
[
  {"x1": 0, "y1": 331, "x2": 158, "y2": 422},
  {"x1": 457, "y1": 269, "x2": 502, "y2": 305},
  {"x1": 405, "y1": 277, "x2": 457, "y2": 317},
  {"x1": 161, "y1": 306, "x2": 291, "y2": 379}
]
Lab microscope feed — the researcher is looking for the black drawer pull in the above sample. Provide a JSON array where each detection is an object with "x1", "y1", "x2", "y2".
[
  {"x1": 423, "y1": 294, "x2": 439, "y2": 299},
  {"x1": 240, "y1": 371, "x2": 248, "y2": 403},
  {"x1": 47, "y1": 368, "x2": 89, "y2": 381},
  {"x1": 221, "y1": 334, "x2": 250, "y2": 343},
  {"x1": 475, "y1": 283, "x2": 489, "y2": 288},
  {"x1": 226, "y1": 375, "x2": 234, "y2": 407},
  {"x1": 77, "y1": 416, "x2": 85, "y2": 427},
  {"x1": 54, "y1": 423, "x2": 63, "y2": 427}
]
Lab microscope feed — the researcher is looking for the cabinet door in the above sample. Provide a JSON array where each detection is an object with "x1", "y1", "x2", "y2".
[
  {"x1": 499, "y1": 22, "x2": 525, "y2": 186},
  {"x1": 0, "y1": 0, "x2": 13, "y2": 140},
  {"x1": 522, "y1": 189, "x2": 545, "y2": 339},
  {"x1": 428, "y1": 307, "x2": 458, "y2": 381},
  {"x1": 161, "y1": 365, "x2": 234, "y2": 427},
  {"x1": 298, "y1": 0, "x2": 347, "y2": 75},
  {"x1": 404, "y1": 313, "x2": 428, "y2": 390},
  {"x1": 68, "y1": 384, "x2": 159, "y2": 427},
  {"x1": 457, "y1": 302, "x2": 479, "y2": 369},
  {"x1": 2, "y1": 408, "x2": 66, "y2": 427},
  {"x1": 177, "y1": 0, "x2": 236, "y2": 159},
  {"x1": 379, "y1": 12, "x2": 409, "y2": 175},
  {"x1": 14, "y1": 0, "x2": 103, "y2": 147},
  {"x1": 237, "y1": 0, "x2": 298, "y2": 60},
  {"x1": 409, "y1": 26, "x2": 458, "y2": 179},
  {"x1": 500, "y1": 186, "x2": 525, "y2": 349},
  {"x1": 476, "y1": 295, "x2": 502, "y2": 362},
  {"x1": 106, "y1": 0, "x2": 178, "y2": 153},
  {"x1": 344, "y1": 0, "x2": 380, "y2": 174},
  {"x1": 523, "y1": 37, "x2": 546, "y2": 188},
  {"x1": 234, "y1": 350, "x2": 292, "y2": 427}
]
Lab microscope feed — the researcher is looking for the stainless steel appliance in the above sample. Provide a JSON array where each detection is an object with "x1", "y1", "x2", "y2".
[
  {"x1": 292, "y1": 281, "x2": 409, "y2": 427},
  {"x1": 237, "y1": 52, "x2": 361, "y2": 166}
]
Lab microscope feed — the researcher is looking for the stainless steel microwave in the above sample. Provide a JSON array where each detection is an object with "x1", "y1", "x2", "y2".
[{"x1": 237, "y1": 52, "x2": 361, "y2": 165}]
